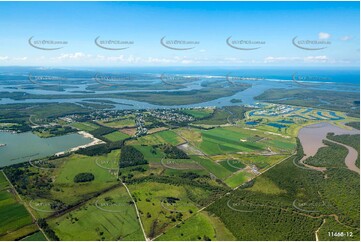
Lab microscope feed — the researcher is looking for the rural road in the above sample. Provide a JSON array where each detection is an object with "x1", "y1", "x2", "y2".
[{"x1": 122, "y1": 182, "x2": 149, "y2": 241}]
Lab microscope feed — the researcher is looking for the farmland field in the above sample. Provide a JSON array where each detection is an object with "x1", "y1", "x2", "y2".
[
  {"x1": 98, "y1": 118, "x2": 135, "y2": 128},
  {"x1": 181, "y1": 108, "x2": 213, "y2": 119},
  {"x1": 128, "y1": 182, "x2": 202, "y2": 239},
  {"x1": 103, "y1": 131, "x2": 130, "y2": 142},
  {"x1": 49, "y1": 185, "x2": 144, "y2": 241},
  {"x1": 71, "y1": 122, "x2": 100, "y2": 132},
  {"x1": 21, "y1": 231, "x2": 47, "y2": 241},
  {"x1": 0, "y1": 90, "x2": 359, "y2": 241},
  {"x1": 156, "y1": 211, "x2": 235, "y2": 241},
  {"x1": 0, "y1": 172, "x2": 34, "y2": 239},
  {"x1": 130, "y1": 130, "x2": 185, "y2": 146}
]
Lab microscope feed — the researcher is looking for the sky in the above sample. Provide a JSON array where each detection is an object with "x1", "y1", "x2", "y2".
[{"x1": 0, "y1": 1, "x2": 359, "y2": 67}]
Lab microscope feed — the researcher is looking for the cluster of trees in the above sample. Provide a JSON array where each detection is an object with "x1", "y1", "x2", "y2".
[
  {"x1": 89, "y1": 126, "x2": 116, "y2": 139},
  {"x1": 73, "y1": 172, "x2": 94, "y2": 183},
  {"x1": 208, "y1": 137, "x2": 360, "y2": 240},
  {"x1": 119, "y1": 146, "x2": 148, "y2": 168},
  {"x1": 37, "y1": 218, "x2": 59, "y2": 241},
  {"x1": 327, "y1": 133, "x2": 360, "y2": 168},
  {"x1": 165, "y1": 196, "x2": 180, "y2": 204},
  {"x1": 50, "y1": 199, "x2": 68, "y2": 211},
  {"x1": 33, "y1": 125, "x2": 77, "y2": 136},
  {"x1": 162, "y1": 144, "x2": 189, "y2": 159},
  {"x1": 4, "y1": 165, "x2": 53, "y2": 197},
  {"x1": 179, "y1": 172, "x2": 200, "y2": 180},
  {"x1": 0, "y1": 120, "x2": 31, "y2": 132},
  {"x1": 76, "y1": 142, "x2": 123, "y2": 156},
  {"x1": 304, "y1": 140, "x2": 348, "y2": 168}
]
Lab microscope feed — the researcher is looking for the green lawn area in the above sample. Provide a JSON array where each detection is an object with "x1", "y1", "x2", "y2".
[
  {"x1": 219, "y1": 159, "x2": 246, "y2": 172},
  {"x1": 98, "y1": 118, "x2": 135, "y2": 128},
  {"x1": 71, "y1": 122, "x2": 100, "y2": 132},
  {"x1": 224, "y1": 170, "x2": 252, "y2": 188},
  {"x1": 198, "y1": 127, "x2": 265, "y2": 155},
  {"x1": 103, "y1": 131, "x2": 130, "y2": 142},
  {"x1": 47, "y1": 151, "x2": 119, "y2": 205},
  {"x1": 181, "y1": 108, "x2": 213, "y2": 119},
  {"x1": 133, "y1": 145, "x2": 165, "y2": 163},
  {"x1": 49, "y1": 185, "x2": 144, "y2": 241},
  {"x1": 133, "y1": 130, "x2": 185, "y2": 146},
  {"x1": 157, "y1": 211, "x2": 235, "y2": 241},
  {"x1": 190, "y1": 156, "x2": 231, "y2": 180}
]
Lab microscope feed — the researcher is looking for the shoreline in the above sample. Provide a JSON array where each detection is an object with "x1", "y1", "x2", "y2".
[
  {"x1": 55, "y1": 131, "x2": 105, "y2": 156},
  {"x1": 298, "y1": 122, "x2": 360, "y2": 172}
]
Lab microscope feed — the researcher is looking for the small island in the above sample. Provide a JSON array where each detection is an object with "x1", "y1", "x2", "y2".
[{"x1": 230, "y1": 98, "x2": 242, "y2": 103}]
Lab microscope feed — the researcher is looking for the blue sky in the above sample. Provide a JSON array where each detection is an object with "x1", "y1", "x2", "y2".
[{"x1": 0, "y1": 1, "x2": 359, "y2": 67}]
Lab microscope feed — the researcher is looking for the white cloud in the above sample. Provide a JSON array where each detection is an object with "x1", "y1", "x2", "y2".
[
  {"x1": 304, "y1": 55, "x2": 328, "y2": 63},
  {"x1": 56, "y1": 52, "x2": 91, "y2": 60},
  {"x1": 340, "y1": 35, "x2": 352, "y2": 41},
  {"x1": 264, "y1": 56, "x2": 328, "y2": 64},
  {"x1": 0, "y1": 56, "x2": 9, "y2": 61},
  {"x1": 264, "y1": 56, "x2": 301, "y2": 63},
  {"x1": 13, "y1": 57, "x2": 28, "y2": 61},
  {"x1": 318, "y1": 32, "x2": 331, "y2": 40}
]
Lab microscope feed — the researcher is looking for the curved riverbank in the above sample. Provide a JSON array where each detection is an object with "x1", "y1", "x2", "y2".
[{"x1": 298, "y1": 122, "x2": 359, "y2": 173}]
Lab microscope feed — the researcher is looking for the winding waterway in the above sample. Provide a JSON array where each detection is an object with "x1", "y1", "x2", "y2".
[{"x1": 298, "y1": 122, "x2": 360, "y2": 173}]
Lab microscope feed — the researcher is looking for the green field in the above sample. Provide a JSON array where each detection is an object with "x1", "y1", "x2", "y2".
[
  {"x1": 49, "y1": 152, "x2": 119, "y2": 204},
  {"x1": 190, "y1": 156, "x2": 231, "y2": 180},
  {"x1": 71, "y1": 122, "x2": 100, "y2": 132},
  {"x1": 157, "y1": 211, "x2": 235, "y2": 241},
  {"x1": 21, "y1": 231, "x2": 47, "y2": 241},
  {"x1": 181, "y1": 108, "x2": 213, "y2": 119},
  {"x1": 49, "y1": 185, "x2": 144, "y2": 241},
  {"x1": 219, "y1": 159, "x2": 246, "y2": 172},
  {"x1": 98, "y1": 118, "x2": 135, "y2": 128},
  {"x1": 207, "y1": 139, "x2": 360, "y2": 241},
  {"x1": 128, "y1": 182, "x2": 200, "y2": 239},
  {"x1": 131, "y1": 130, "x2": 185, "y2": 146},
  {"x1": 182, "y1": 126, "x2": 295, "y2": 156},
  {"x1": 0, "y1": 172, "x2": 9, "y2": 190},
  {"x1": 103, "y1": 131, "x2": 130, "y2": 142},
  {"x1": 0, "y1": 172, "x2": 34, "y2": 238},
  {"x1": 0, "y1": 224, "x2": 38, "y2": 241},
  {"x1": 224, "y1": 170, "x2": 251, "y2": 188}
]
